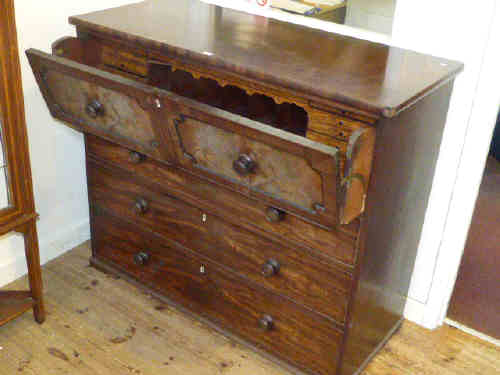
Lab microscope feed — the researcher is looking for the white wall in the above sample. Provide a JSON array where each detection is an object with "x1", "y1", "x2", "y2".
[
  {"x1": 404, "y1": 1, "x2": 500, "y2": 328},
  {"x1": 345, "y1": 0, "x2": 396, "y2": 34},
  {"x1": 0, "y1": 1, "x2": 137, "y2": 287},
  {"x1": 391, "y1": 0, "x2": 499, "y2": 327}
]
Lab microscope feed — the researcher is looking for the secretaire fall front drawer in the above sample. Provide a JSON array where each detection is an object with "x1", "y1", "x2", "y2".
[
  {"x1": 167, "y1": 104, "x2": 340, "y2": 228},
  {"x1": 26, "y1": 49, "x2": 175, "y2": 162},
  {"x1": 27, "y1": 47, "x2": 342, "y2": 229}
]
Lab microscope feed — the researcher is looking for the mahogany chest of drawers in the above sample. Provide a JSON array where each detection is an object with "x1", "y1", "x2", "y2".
[{"x1": 27, "y1": 1, "x2": 462, "y2": 374}]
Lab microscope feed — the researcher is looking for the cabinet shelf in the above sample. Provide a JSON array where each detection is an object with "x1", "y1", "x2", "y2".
[{"x1": 0, "y1": 291, "x2": 35, "y2": 326}]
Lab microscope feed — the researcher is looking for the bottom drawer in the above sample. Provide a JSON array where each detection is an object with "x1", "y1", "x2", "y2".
[{"x1": 91, "y1": 212, "x2": 344, "y2": 375}]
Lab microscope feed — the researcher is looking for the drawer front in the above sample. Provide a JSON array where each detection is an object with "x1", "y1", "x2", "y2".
[
  {"x1": 168, "y1": 101, "x2": 340, "y2": 228},
  {"x1": 99, "y1": 42, "x2": 149, "y2": 78},
  {"x1": 308, "y1": 111, "x2": 370, "y2": 141},
  {"x1": 91, "y1": 213, "x2": 343, "y2": 375},
  {"x1": 173, "y1": 115, "x2": 323, "y2": 209},
  {"x1": 87, "y1": 160, "x2": 353, "y2": 322},
  {"x1": 26, "y1": 49, "x2": 173, "y2": 161},
  {"x1": 85, "y1": 134, "x2": 358, "y2": 264}
]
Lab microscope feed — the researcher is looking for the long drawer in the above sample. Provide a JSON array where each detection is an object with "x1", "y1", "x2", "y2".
[
  {"x1": 86, "y1": 134, "x2": 358, "y2": 264},
  {"x1": 91, "y1": 212, "x2": 344, "y2": 375},
  {"x1": 87, "y1": 159, "x2": 352, "y2": 323}
]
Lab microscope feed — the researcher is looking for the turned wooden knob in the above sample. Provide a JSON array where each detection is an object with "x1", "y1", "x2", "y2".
[
  {"x1": 265, "y1": 207, "x2": 285, "y2": 223},
  {"x1": 129, "y1": 151, "x2": 145, "y2": 164},
  {"x1": 259, "y1": 315, "x2": 274, "y2": 331},
  {"x1": 85, "y1": 99, "x2": 103, "y2": 118},
  {"x1": 133, "y1": 252, "x2": 150, "y2": 266},
  {"x1": 233, "y1": 154, "x2": 257, "y2": 176},
  {"x1": 261, "y1": 259, "x2": 280, "y2": 277},
  {"x1": 133, "y1": 198, "x2": 149, "y2": 214}
]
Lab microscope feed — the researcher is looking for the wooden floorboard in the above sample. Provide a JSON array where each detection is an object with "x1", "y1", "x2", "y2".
[{"x1": 0, "y1": 242, "x2": 498, "y2": 375}]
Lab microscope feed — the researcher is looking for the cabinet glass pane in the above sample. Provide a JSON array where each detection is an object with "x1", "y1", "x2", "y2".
[{"x1": 0, "y1": 108, "x2": 12, "y2": 209}]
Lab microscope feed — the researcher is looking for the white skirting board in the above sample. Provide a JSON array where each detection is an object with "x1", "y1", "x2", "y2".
[
  {"x1": 403, "y1": 297, "x2": 429, "y2": 328},
  {"x1": 405, "y1": 298, "x2": 500, "y2": 346},
  {"x1": 446, "y1": 319, "x2": 500, "y2": 347},
  {"x1": 0, "y1": 219, "x2": 90, "y2": 287}
]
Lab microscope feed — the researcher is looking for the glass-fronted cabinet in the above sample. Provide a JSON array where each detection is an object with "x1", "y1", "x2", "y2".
[{"x1": 0, "y1": 0, "x2": 45, "y2": 326}]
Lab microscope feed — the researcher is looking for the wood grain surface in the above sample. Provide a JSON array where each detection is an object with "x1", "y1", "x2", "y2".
[
  {"x1": 340, "y1": 127, "x2": 376, "y2": 224},
  {"x1": 0, "y1": 0, "x2": 44, "y2": 326},
  {"x1": 0, "y1": 297, "x2": 34, "y2": 326},
  {"x1": 85, "y1": 134, "x2": 358, "y2": 261},
  {"x1": 44, "y1": 70, "x2": 157, "y2": 146},
  {"x1": 173, "y1": 115, "x2": 325, "y2": 213},
  {"x1": 87, "y1": 162, "x2": 352, "y2": 322},
  {"x1": 340, "y1": 82, "x2": 456, "y2": 375},
  {"x1": 27, "y1": 46, "x2": 344, "y2": 228},
  {"x1": 166, "y1": 94, "x2": 341, "y2": 228},
  {"x1": 90, "y1": 214, "x2": 343, "y2": 375},
  {"x1": 26, "y1": 49, "x2": 171, "y2": 161},
  {"x1": 68, "y1": 0, "x2": 463, "y2": 117},
  {"x1": 0, "y1": 243, "x2": 498, "y2": 375}
]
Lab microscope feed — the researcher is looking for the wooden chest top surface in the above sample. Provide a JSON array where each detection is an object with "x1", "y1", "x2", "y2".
[{"x1": 69, "y1": 0, "x2": 462, "y2": 117}]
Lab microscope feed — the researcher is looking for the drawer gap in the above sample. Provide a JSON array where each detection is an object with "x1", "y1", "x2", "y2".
[{"x1": 148, "y1": 61, "x2": 309, "y2": 138}]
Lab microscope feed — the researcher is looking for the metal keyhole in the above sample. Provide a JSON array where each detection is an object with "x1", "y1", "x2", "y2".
[
  {"x1": 202, "y1": 214, "x2": 207, "y2": 223},
  {"x1": 200, "y1": 265, "x2": 206, "y2": 274}
]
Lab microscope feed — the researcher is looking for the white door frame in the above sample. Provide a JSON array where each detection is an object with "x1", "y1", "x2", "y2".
[{"x1": 420, "y1": 2, "x2": 500, "y2": 328}]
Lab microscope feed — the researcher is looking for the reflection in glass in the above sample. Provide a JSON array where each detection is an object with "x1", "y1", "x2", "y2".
[
  {"x1": 0, "y1": 115, "x2": 11, "y2": 209},
  {"x1": 271, "y1": 0, "x2": 397, "y2": 35},
  {"x1": 344, "y1": 0, "x2": 396, "y2": 35}
]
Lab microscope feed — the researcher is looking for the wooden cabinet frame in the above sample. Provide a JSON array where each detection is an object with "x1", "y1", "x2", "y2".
[{"x1": 0, "y1": 0, "x2": 45, "y2": 326}]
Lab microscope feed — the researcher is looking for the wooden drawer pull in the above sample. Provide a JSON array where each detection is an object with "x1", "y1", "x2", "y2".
[
  {"x1": 133, "y1": 251, "x2": 150, "y2": 266},
  {"x1": 85, "y1": 99, "x2": 104, "y2": 118},
  {"x1": 265, "y1": 207, "x2": 285, "y2": 223},
  {"x1": 233, "y1": 154, "x2": 257, "y2": 176},
  {"x1": 133, "y1": 198, "x2": 149, "y2": 214},
  {"x1": 261, "y1": 259, "x2": 280, "y2": 277},
  {"x1": 128, "y1": 150, "x2": 145, "y2": 164},
  {"x1": 259, "y1": 315, "x2": 274, "y2": 331}
]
